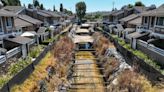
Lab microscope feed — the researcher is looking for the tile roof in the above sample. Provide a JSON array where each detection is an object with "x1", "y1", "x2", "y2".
[
  {"x1": 112, "y1": 10, "x2": 124, "y2": 16},
  {"x1": 3, "y1": 6, "x2": 25, "y2": 14},
  {"x1": 5, "y1": 36, "x2": 33, "y2": 44},
  {"x1": 18, "y1": 14, "x2": 43, "y2": 25},
  {"x1": 128, "y1": 17, "x2": 142, "y2": 26},
  {"x1": 133, "y1": 6, "x2": 148, "y2": 13},
  {"x1": 37, "y1": 11, "x2": 51, "y2": 17},
  {"x1": 119, "y1": 14, "x2": 140, "y2": 22},
  {"x1": 40, "y1": 10, "x2": 61, "y2": 17},
  {"x1": 57, "y1": 12, "x2": 69, "y2": 17},
  {"x1": 26, "y1": 9, "x2": 51, "y2": 17},
  {"x1": 37, "y1": 27, "x2": 47, "y2": 34},
  {"x1": 0, "y1": 9, "x2": 16, "y2": 16},
  {"x1": 14, "y1": 18, "x2": 33, "y2": 27},
  {"x1": 141, "y1": 4, "x2": 164, "y2": 17}
]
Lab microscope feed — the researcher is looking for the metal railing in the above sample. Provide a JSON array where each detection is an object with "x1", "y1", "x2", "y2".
[{"x1": 6, "y1": 46, "x2": 21, "y2": 59}]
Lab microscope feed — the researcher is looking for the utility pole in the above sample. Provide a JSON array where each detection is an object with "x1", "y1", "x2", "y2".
[{"x1": 112, "y1": 0, "x2": 115, "y2": 11}]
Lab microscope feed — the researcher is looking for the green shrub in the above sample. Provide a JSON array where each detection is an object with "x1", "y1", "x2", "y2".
[
  {"x1": 0, "y1": 57, "x2": 32, "y2": 88},
  {"x1": 8, "y1": 57, "x2": 32, "y2": 76},
  {"x1": 29, "y1": 45, "x2": 42, "y2": 58},
  {"x1": 0, "y1": 76, "x2": 11, "y2": 88}
]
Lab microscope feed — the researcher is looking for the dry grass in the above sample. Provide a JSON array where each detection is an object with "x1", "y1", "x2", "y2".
[
  {"x1": 11, "y1": 36, "x2": 74, "y2": 92},
  {"x1": 100, "y1": 57, "x2": 120, "y2": 81},
  {"x1": 53, "y1": 36, "x2": 74, "y2": 78},
  {"x1": 93, "y1": 32, "x2": 113, "y2": 56},
  {"x1": 11, "y1": 52, "x2": 55, "y2": 92},
  {"x1": 107, "y1": 69, "x2": 157, "y2": 92}
]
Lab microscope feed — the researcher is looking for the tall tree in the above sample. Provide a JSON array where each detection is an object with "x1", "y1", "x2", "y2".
[
  {"x1": 53, "y1": 5, "x2": 56, "y2": 11},
  {"x1": 28, "y1": 4, "x2": 33, "y2": 9},
  {"x1": 34, "y1": 0, "x2": 40, "y2": 7},
  {"x1": 76, "y1": 1, "x2": 86, "y2": 21},
  {"x1": 128, "y1": 4, "x2": 133, "y2": 8},
  {"x1": 2, "y1": 0, "x2": 21, "y2": 6},
  {"x1": 63, "y1": 8, "x2": 73, "y2": 15},
  {"x1": 135, "y1": 1, "x2": 145, "y2": 6},
  {"x1": 1, "y1": 0, "x2": 7, "y2": 6},
  {"x1": 60, "y1": 3, "x2": 63, "y2": 12},
  {"x1": 40, "y1": 4, "x2": 44, "y2": 10}
]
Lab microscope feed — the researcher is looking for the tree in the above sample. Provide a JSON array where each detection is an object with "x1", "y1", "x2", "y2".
[
  {"x1": 23, "y1": 4, "x2": 26, "y2": 7},
  {"x1": 95, "y1": 14, "x2": 102, "y2": 19},
  {"x1": 135, "y1": 1, "x2": 144, "y2": 6},
  {"x1": 28, "y1": 4, "x2": 33, "y2": 9},
  {"x1": 2, "y1": 0, "x2": 21, "y2": 6},
  {"x1": 53, "y1": 5, "x2": 56, "y2": 11},
  {"x1": 1, "y1": 0, "x2": 7, "y2": 6},
  {"x1": 34, "y1": 0, "x2": 40, "y2": 7},
  {"x1": 63, "y1": 8, "x2": 73, "y2": 15},
  {"x1": 60, "y1": 3, "x2": 63, "y2": 12},
  {"x1": 40, "y1": 4, "x2": 44, "y2": 10},
  {"x1": 76, "y1": 1, "x2": 86, "y2": 21},
  {"x1": 128, "y1": 4, "x2": 133, "y2": 8}
]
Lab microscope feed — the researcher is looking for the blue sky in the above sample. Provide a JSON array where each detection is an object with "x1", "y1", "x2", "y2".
[{"x1": 20, "y1": 0, "x2": 164, "y2": 12}]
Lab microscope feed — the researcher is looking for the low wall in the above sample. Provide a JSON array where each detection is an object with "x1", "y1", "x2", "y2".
[{"x1": 103, "y1": 31, "x2": 164, "y2": 83}]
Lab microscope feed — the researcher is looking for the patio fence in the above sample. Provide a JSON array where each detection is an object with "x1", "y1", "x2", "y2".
[
  {"x1": 6, "y1": 47, "x2": 21, "y2": 59},
  {"x1": 0, "y1": 47, "x2": 21, "y2": 65},
  {"x1": 138, "y1": 40, "x2": 164, "y2": 56},
  {"x1": 137, "y1": 40, "x2": 164, "y2": 67}
]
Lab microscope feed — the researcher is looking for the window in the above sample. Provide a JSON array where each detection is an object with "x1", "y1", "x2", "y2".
[
  {"x1": 144, "y1": 17, "x2": 148, "y2": 24},
  {"x1": 151, "y1": 17, "x2": 155, "y2": 27},
  {"x1": 157, "y1": 17, "x2": 164, "y2": 26},
  {"x1": 0, "y1": 18, "x2": 2, "y2": 32},
  {"x1": 6, "y1": 17, "x2": 12, "y2": 27}
]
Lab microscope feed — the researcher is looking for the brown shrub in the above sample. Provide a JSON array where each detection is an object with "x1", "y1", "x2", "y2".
[{"x1": 116, "y1": 69, "x2": 156, "y2": 92}]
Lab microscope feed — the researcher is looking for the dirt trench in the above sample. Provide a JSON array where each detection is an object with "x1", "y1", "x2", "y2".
[{"x1": 68, "y1": 51, "x2": 105, "y2": 92}]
